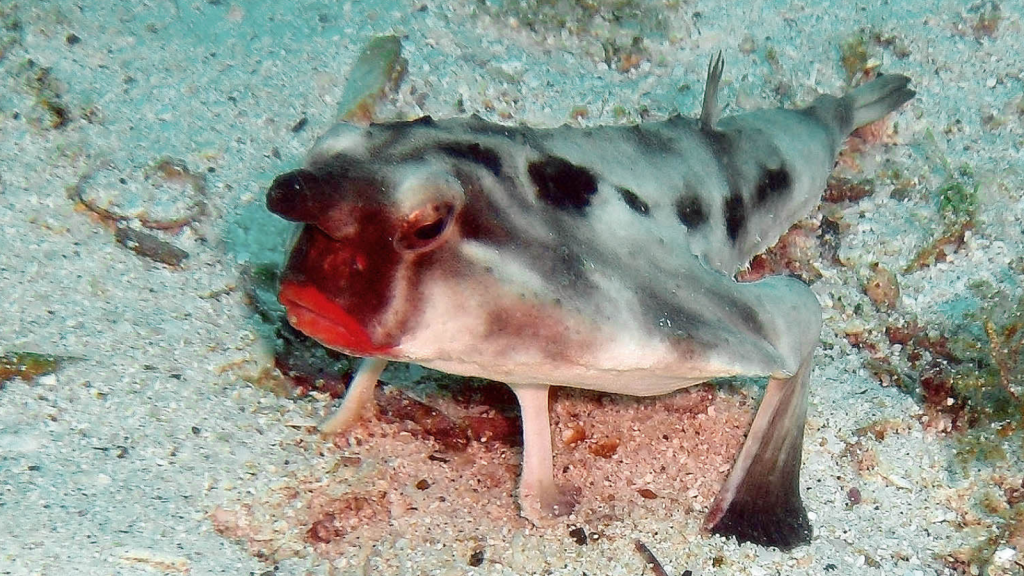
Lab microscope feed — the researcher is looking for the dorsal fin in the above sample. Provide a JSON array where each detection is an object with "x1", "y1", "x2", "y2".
[{"x1": 700, "y1": 51, "x2": 725, "y2": 131}]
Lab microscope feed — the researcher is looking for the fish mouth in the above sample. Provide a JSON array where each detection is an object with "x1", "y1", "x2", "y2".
[{"x1": 278, "y1": 281, "x2": 394, "y2": 357}]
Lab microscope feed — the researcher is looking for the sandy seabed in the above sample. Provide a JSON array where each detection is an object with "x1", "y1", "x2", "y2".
[{"x1": 1, "y1": 1, "x2": 1023, "y2": 574}]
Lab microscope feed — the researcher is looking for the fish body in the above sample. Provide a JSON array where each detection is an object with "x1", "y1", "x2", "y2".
[{"x1": 267, "y1": 54, "x2": 914, "y2": 549}]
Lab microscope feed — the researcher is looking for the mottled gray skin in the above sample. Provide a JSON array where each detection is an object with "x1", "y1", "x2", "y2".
[{"x1": 267, "y1": 54, "x2": 914, "y2": 549}]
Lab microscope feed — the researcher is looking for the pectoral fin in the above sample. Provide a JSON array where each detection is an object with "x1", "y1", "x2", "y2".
[
  {"x1": 320, "y1": 357, "x2": 388, "y2": 434},
  {"x1": 511, "y1": 384, "x2": 578, "y2": 521},
  {"x1": 704, "y1": 350, "x2": 813, "y2": 549}
]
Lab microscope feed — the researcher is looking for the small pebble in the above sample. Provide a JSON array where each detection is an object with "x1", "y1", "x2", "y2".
[
  {"x1": 637, "y1": 488, "x2": 658, "y2": 499},
  {"x1": 863, "y1": 262, "x2": 900, "y2": 311},
  {"x1": 847, "y1": 486, "x2": 862, "y2": 505},
  {"x1": 993, "y1": 547, "x2": 1016, "y2": 562},
  {"x1": 337, "y1": 455, "x2": 362, "y2": 467},
  {"x1": 588, "y1": 437, "x2": 620, "y2": 458},
  {"x1": 115, "y1": 227, "x2": 189, "y2": 266}
]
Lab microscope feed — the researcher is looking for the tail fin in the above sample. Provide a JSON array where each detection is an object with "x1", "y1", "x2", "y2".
[
  {"x1": 848, "y1": 74, "x2": 915, "y2": 129},
  {"x1": 805, "y1": 73, "x2": 914, "y2": 153}
]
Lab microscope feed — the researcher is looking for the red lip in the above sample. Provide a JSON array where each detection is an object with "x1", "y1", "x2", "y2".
[{"x1": 278, "y1": 281, "x2": 394, "y2": 357}]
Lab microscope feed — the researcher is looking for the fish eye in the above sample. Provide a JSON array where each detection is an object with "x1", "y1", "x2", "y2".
[{"x1": 395, "y1": 202, "x2": 455, "y2": 252}]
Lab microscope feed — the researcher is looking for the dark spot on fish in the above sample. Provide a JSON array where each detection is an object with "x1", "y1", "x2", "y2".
[
  {"x1": 437, "y1": 141, "x2": 503, "y2": 177},
  {"x1": 528, "y1": 156, "x2": 597, "y2": 213},
  {"x1": 675, "y1": 194, "x2": 707, "y2": 228},
  {"x1": 754, "y1": 165, "x2": 791, "y2": 206},
  {"x1": 290, "y1": 116, "x2": 308, "y2": 133},
  {"x1": 724, "y1": 192, "x2": 745, "y2": 242},
  {"x1": 617, "y1": 187, "x2": 650, "y2": 216}
]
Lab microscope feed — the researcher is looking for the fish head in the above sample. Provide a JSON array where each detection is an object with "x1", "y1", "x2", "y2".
[
  {"x1": 266, "y1": 120, "x2": 583, "y2": 374},
  {"x1": 266, "y1": 139, "x2": 485, "y2": 360}
]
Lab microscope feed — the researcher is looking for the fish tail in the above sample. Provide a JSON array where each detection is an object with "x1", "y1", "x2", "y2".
[{"x1": 847, "y1": 74, "x2": 916, "y2": 129}]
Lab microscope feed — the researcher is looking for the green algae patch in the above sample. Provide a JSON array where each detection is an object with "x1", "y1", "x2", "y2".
[
  {"x1": 0, "y1": 352, "x2": 75, "y2": 385},
  {"x1": 839, "y1": 33, "x2": 870, "y2": 83},
  {"x1": 904, "y1": 132, "x2": 981, "y2": 274},
  {"x1": 947, "y1": 283, "x2": 1024, "y2": 434}
]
